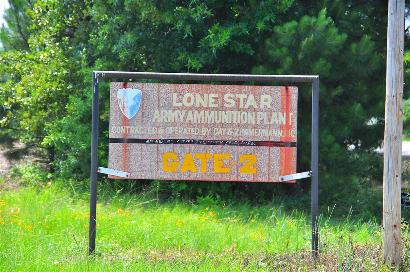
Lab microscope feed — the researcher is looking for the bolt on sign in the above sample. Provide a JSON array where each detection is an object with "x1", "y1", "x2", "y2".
[{"x1": 108, "y1": 83, "x2": 297, "y2": 182}]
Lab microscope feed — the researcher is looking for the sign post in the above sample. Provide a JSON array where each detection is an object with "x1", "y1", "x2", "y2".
[
  {"x1": 88, "y1": 72, "x2": 99, "y2": 255},
  {"x1": 88, "y1": 72, "x2": 319, "y2": 256},
  {"x1": 311, "y1": 78, "x2": 319, "y2": 257}
]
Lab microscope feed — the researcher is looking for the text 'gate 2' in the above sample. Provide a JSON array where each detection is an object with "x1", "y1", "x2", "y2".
[{"x1": 108, "y1": 83, "x2": 298, "y2": 182}]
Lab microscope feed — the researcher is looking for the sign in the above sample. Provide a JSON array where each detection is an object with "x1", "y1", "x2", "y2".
[
  {"x1": 108, "y1": 82, "x2": 298, "y2": 182},
  {"x1": 89, "y1": 72, "x2": 319, "y2": 256}
]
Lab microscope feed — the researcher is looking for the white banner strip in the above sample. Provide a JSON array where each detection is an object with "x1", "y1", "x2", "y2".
[
  {"x1": 98, "y1": 167, "x2": 130, "y2": 178},
  {"x1": 279, "y1": 171, "x2": 311, "y2": 182}
]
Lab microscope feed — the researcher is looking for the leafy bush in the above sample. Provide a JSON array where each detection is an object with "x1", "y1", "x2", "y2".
[
  {"x1": 0, "y1": 1, "x2": 393, "y2": 217},
  {"x1": 404, "y1": 99, "x2": 410, "y2": 139}
]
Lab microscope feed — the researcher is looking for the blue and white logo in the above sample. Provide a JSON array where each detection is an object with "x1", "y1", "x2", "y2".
[{"x1": 117, "y1": 88, "x2": 142, "y2": 119}]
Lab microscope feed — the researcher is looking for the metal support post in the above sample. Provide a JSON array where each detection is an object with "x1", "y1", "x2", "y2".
[
  {"x1": 88, "y1": 72, "x2": 99, "y2": 255},
  {"x1": 311, "y1": 78, "x2": 319, "y2": 257}
]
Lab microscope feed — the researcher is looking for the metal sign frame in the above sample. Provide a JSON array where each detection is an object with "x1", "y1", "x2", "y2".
[{"x1": 88, "y1": 71, "x2": 319, "y2": 257}]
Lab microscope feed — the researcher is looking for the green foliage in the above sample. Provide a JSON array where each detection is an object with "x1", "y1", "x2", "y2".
[
  {"x1": 405, "y1": 99, "x2": 410, "y2": 139},
  {"x1": 0, "y1": 0, "x2": 93, "y2": 171},
  {"x1": 0, "y1": 0, "x2": 31, "y2": 51},
  {"x1": 89, "y1": 0, "x2": 294, "y2": 73},
  {"x1": 8, "y1": 163, "x2": 49, "y2": 186},
  {"x1": 254, "y1": 8, "x2": 385, "y2": 206},
  {"x1": 404, "y1": 51, "x2": 410, "y2": 138},
  {"x1": 0, "y1": 1, "x2": 395, "y2": 216},
  {"x1": 0, "y1": 45, "x2": 71, "y2": 141}
]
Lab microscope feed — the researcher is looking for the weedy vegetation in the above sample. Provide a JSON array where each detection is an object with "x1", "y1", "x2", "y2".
[{"x1": 0, "y1": 165, "x2": 409, "y2": 271}]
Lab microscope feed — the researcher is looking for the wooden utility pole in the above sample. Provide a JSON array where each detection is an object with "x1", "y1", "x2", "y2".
[{"x1": 383, "y1": 0, "x2": 404, "y2": 265}]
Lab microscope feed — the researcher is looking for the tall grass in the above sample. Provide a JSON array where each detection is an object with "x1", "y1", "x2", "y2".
[{"x1": 1, "y1": 176, "x2": 406, "y2": 271}]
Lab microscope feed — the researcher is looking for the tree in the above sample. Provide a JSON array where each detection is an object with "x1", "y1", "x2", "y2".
[
  {"x1": 0, "y1": 1, "x2": 392, "y2": 215},
  {"x1": 0, "y1": 0, "x2": 33, "y2": 51},
  {"x1": 0, "y1": 0, "x2": 93, "y2": 173}
]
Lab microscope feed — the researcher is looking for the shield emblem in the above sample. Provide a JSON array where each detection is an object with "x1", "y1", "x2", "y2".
[{"x1": 117, "y1": 88, "x2": 142, "y2": 119}]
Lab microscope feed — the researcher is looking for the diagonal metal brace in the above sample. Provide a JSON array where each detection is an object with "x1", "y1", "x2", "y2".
[
  {"x1": 279, "y1": 171, "x2": 311, "y2": 182},
  {"x1": 98, "y1": 167, "x2": 130, "y2": 178}
]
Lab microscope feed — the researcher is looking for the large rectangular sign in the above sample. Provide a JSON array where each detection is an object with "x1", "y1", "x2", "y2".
[{"x1": 108, "y1": 82, "x2": 297, "y2": 182}]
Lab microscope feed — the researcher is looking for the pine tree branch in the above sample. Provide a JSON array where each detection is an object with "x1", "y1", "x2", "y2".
[{"x1": 9, "y1": 0, "x2": 29, "y2": 50}]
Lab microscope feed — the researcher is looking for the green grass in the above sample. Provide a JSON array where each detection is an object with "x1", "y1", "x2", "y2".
[{"x1": 0, "y1": 180, "x2": 408, "y2": 271}]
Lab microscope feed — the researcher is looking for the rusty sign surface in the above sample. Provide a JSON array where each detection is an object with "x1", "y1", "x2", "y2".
[{"x1": 108, "y1": 82, "x2": 298, "y2": 182}]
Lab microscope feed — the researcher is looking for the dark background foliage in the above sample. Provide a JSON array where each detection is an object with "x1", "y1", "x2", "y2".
[{"x1": 0, "y1": 0, "x2": 408, "y2": 218}]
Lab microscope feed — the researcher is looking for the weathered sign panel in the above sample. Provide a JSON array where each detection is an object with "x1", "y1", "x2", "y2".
[{"x1": 108, "y1": 82, "x2": 297, "y2": 182}]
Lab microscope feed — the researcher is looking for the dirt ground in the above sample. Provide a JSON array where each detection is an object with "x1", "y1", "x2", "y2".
[
  {"x1": 0, "y1": 145, "x2": 12, "y2": 174},
  {"x1": 0, "y1": 142, "x2": 44, "y2": 174},
  {"x1": 0, "y1": 142, "x2": 35, "y2": 190}
]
